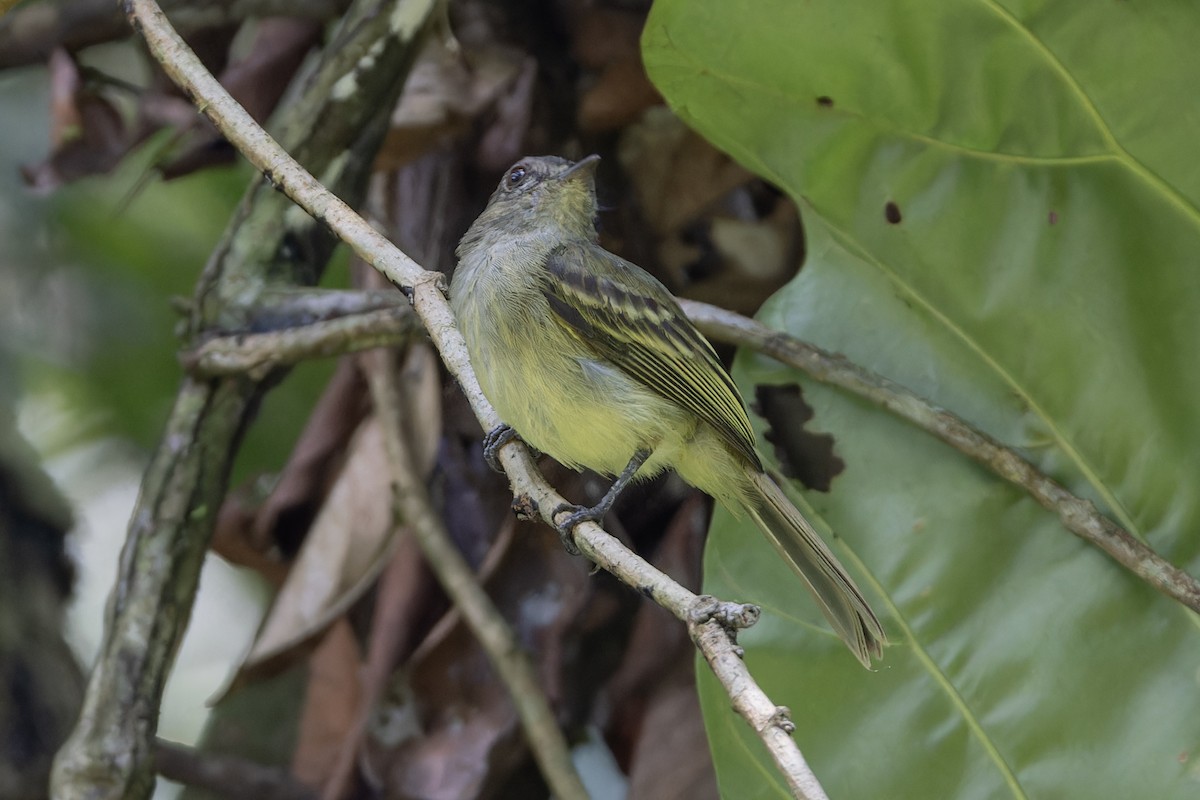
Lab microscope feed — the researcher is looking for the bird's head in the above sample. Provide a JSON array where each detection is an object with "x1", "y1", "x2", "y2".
[{"x1": 476, "y1": 154, "x2": 601, "y2": 240}]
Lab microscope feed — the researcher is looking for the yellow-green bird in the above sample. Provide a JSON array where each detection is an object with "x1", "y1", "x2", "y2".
[{"x1": 450, "y1": 154, "x2": 885, "y2": 667}]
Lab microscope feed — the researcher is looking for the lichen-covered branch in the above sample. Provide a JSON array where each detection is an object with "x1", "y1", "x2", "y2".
[
  {"x1": 184, "y1": 305, "x2": 421, "y2": 378},
  {"x1": 50, "y1": 3, "x2": 435, "y2": 799},
  {"x1": 118, "y1": 2, "x2": 830, "y2": 797}
]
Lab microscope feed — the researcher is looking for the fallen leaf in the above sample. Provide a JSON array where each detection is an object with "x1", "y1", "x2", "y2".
[
  {"x1": 230, "y1": 415, "x2": 399, "y2": 689},
  {"x1": 21, "y1": 48, "x2": 128, "y2": 193},
  {"x1": 617, "y1": 107, "x2": 752, "y2": 236},
  {"x1": 158, "y1": 18, "x2": 322, "y2": 180},
  {"x1": 251, "y1": 358, "x2": 368, "y2": 556},
  {"x1": 291, "y1": 618, "x2": 363, "y2": 790}
]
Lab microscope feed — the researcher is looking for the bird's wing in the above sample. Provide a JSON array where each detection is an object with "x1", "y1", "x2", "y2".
[{"x1": 540, "y1": 241, "x2": 761, "y2": 469}]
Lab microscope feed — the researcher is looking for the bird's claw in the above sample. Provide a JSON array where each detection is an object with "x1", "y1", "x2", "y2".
[
  {"x1": 483, "y1": 424, "x2": 518, "y2": 473},
  {"x1": 483, "y1": 424, "x2": 540, "y2": 472},
  {"x1": 552, "y1": 502, "x2": 602, "y2": 556}
]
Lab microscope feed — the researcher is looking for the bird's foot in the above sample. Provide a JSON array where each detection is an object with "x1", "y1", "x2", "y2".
[
  {"x1": 483, "y1": 424, "x2": 517, "y2": 473},
  {"x1": 551, "y1": 502, "x2": 607, "y2": 556},
  {"x1": 483, "y1": 424, "x2": 540, "y2": 472},
  {"x1": 548, "y1": 449, "x2": 651, "y2": 556}
]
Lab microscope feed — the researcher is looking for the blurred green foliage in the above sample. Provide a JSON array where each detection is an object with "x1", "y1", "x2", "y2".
[{"x1": 1, "y1": 58, "x2": 345, "y2": 484}]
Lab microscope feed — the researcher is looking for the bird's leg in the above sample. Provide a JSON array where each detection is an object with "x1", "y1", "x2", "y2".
[{"x1": 553, "y1": 448, "x2": 651, "y2": 554}]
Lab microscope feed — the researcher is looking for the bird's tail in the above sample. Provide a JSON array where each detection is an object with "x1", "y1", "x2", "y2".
[{"x1": 741, "y1": 470, "x2": 886, "y2": 668}]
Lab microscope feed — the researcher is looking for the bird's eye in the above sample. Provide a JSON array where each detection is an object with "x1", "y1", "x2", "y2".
[{"x1": 507, "y1": 166, "x2": 528, "y2": 187}]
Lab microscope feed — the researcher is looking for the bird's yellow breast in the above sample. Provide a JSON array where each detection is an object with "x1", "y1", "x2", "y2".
[{"x1": 454, "y1": 260, "x2": 686, "y2": 478}]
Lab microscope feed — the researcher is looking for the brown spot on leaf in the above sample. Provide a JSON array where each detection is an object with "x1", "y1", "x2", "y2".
[
  {"x1": 752, "y1": 384, "x2": 844, "y2": 492},
  {"x1": 885, "y1": 201, "x2": 902, "y2": 224},
  {"x1": 1048, "y1": 210, "x2": 1058, "y2": 225},
  {"x1": 816, "y1": 95, "x2": 834, "y2": 108}
]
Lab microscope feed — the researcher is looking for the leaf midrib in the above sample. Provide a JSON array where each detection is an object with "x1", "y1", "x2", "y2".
[
  {"x1": 979, "y1": 0, "x2": 1200, "y2": 241},
  {"x1": 652, "y1": 9, "x2": 1193, "y2": 537}
]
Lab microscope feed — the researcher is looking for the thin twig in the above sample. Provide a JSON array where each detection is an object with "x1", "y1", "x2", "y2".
[
  {"x1": 153, "y1": 739, "x2": 317, "y2": 800},
  {"x1": 184, "y1": 305, "x2": 421, "y2": 378},
  {"x1": 362, "y1": 350, "x2": 590, "y2": 800},
  {"x1": 681, "y1": 299, "x2": 1200, "y2": 614},
  {"x1": 123, "y1": 2, "x2": 827, "y2": 797},
  {"x1": 186, "y1": 279, "x2": 1200, "y2": 614},
  {"x1": 250, "y1": 287, "x2": 405, "y2": 324}
]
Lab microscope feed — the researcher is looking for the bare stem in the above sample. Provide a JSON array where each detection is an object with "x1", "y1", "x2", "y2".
[
  {"x1": 153, "y1": 740, "x2": 317, "y2": 800},
  {"x1": 362, "y1": 350, "x2": 589, "y2": 800},
  {"x1": 120, "y1": 1, "x2": 828, "y2": 796},
  {"x1": 681, "y1": 298, "x2": 1200, "y2": 614},
  {"x1": 184, "y1": 305, "x2": 421, "y2": 378}
]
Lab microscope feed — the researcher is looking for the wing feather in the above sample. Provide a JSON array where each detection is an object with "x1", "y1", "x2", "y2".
[{"x1": 541, "y1": 243, "x2": 761, "y2": 469}]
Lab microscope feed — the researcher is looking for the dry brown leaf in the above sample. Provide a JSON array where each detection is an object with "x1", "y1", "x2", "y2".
[
  {"x1": 319, "y1": 534, "x2": 438, "y2": 800},
  {"x1": 625, "y1": 678, "x2": 717, "y2": 800},
  {"x1": 378, "y1": 39, "x2": 526, "y2": 170},
  {"x1": 571, "y1": 7, "x2": 644, "y2": 69},
  {"x1": 291, "y1": 618, "x2": 364, "y2": 790},
  {"x1": 603, "y1": 494, "x2": 717, "y2": 799},
  {"x1": 211, "y1": 486, "x2": 291, "y2": 587},
  {"x1": 364, "y1": 508, "x2": 615, "y2": 798},
  {"x1": 21, "y1": 48, "x2": 128, "y2": 193},
  {"x1": 572, "y1": 7, "x2": 660, "y2": 133},
  {"x1": 158, "y1": 18, "x2": 321, "y2": 179},
  {"x1": 250, "y1": 358, "x2": 368, "y2": 554},
  {"x1": 605, "y1": 494, "x2": 705, "y2": 704},
  {"x1": 578, "y1": 58, "x2": 661, "y2": 134},
  {"x1": 617, "y1": 107, "x2": 753, "y2": 236},
  {"x1": 230, "y1": 415, "x2": 398, "y2": 688}
]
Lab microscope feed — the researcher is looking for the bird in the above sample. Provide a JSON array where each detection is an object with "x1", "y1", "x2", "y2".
[{"x1": 450, "y1": 154, "x2": 885, "y2": 667}]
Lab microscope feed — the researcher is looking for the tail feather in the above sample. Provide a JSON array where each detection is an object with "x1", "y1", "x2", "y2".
[{"x1": 742, "y1": 470, "x2": 886, "y2": 667}]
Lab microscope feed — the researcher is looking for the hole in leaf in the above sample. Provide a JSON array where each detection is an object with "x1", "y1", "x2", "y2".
[{"x1": 752, "y1": 384, "x2": 844, "y2": 492}]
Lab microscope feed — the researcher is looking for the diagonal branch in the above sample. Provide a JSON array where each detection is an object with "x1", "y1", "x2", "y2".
[
  {"x1": 120, "y1": 2, "x2": 829, "y2": 798},
  {"x1": 181, "y1": 280, "x2": 1200, "y2": 615},
  {"x1": 680, "y1": 299, "x2": 1200, "y2": 614}
]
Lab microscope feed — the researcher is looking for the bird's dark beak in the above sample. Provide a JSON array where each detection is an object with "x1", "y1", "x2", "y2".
[{"x1": 557, "y1": 154, "x2": 601, "y2": 182}]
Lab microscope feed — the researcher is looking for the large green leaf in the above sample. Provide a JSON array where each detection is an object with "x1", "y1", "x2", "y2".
[{"x1": 644, "y1": 1, "x2": 1200, "y2": 797}]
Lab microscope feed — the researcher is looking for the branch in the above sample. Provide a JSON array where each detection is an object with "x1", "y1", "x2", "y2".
[
  {"x1": 362, "y1": 349, "x2": 589, "y2": 800},
  {"x1": 184, "y1": 305, "x2": 421, "y2": 378},
  {"x1": 153, "y1": 739, "x2": 317, "y2": 800},
  {"x1": 681, "y1": 299, "x2": 1200, "y2": 614},
  {"x1": 183, "y1": 276, "x2": 1200, "y2": 616},
  {"x1": 120, "y1": 2, "x2": 829, "y2": 797},
  {"x1": 50, "y1": 3, "x2": 434, "y2": 799},
  {"x1": 0, "y1": 0, "x2": 346, "y2": 69}
]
